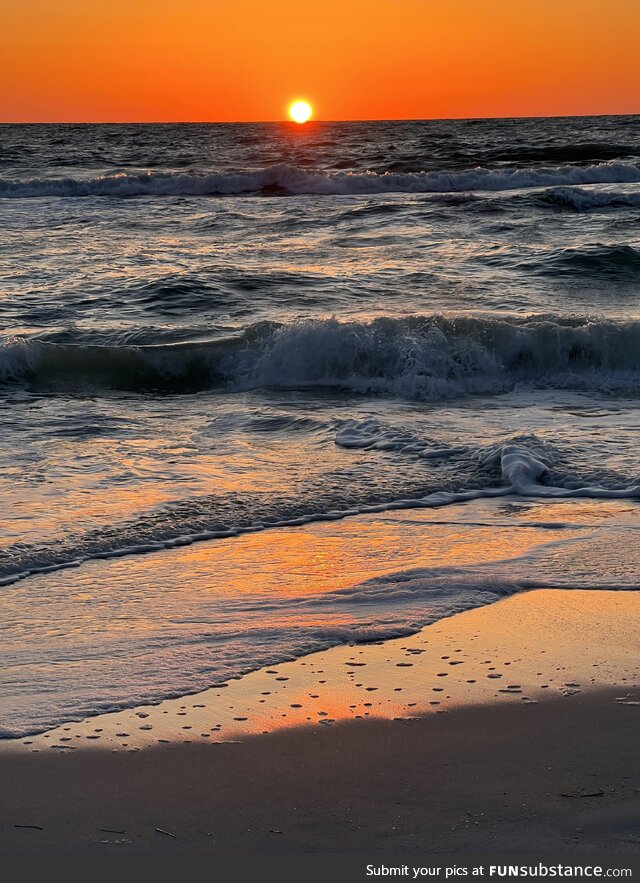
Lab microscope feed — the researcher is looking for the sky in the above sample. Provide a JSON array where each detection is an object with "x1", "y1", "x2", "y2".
[{"x1": 1, "y1": 0, "x2": 639, "y2": 122}]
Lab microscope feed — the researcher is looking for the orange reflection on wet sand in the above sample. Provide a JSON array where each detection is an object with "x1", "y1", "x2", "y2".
[
  {"x1": 178, "y1": 507, "x2": 567, "y2": 600},
  {"x1": 13, "y1": 588, "x2": 638, "y2": 753}
]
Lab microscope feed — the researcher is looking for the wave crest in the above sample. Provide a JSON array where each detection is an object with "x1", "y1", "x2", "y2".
[
  {"x1": 525, "y1": 244, "x2": 640, "y2": 279},
  {"x1": 537, "y1": 187, "x2": 640, "y2": 211},
  {"x1": 2, "y1": 161, "x2": 640, "y2": 198},
  {"x1": 3, "y1": 315, "x2": 640, "y2": 397}
]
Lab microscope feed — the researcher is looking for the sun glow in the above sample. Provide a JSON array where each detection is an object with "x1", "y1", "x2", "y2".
[{"x1": 288, "y1": 100, "x2": 313, "y2": 124}]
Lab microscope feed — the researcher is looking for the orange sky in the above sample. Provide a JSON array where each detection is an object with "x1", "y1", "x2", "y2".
[{"x1": 1, "y1": 0, "x2": 639, "y2": 122}]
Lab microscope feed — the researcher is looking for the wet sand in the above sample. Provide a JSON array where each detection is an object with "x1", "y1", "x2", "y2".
[{"x1": 1, "y1": 590, "x2": 638, "y2": 853}]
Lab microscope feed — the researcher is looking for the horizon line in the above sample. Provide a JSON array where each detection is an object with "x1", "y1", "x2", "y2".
[{"x1": 1, "y1": 111, "x2": 639, "y2": 126}]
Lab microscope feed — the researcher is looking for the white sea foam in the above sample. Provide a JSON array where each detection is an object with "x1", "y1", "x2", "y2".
[
  {"x1": 4, "y1": 315, "x2": 640, "y2": 396},
  {"x1": 2, "y1": 161, "x2": 640, "y2": 198}
]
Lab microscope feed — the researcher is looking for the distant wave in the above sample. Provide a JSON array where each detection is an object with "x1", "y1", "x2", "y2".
[
  {"x1": 550, "y1": 244, "x2": 640, "y2": 276},
  {"x1": 2, "y1": 161, "x2": 640, "y2": 198},
  {"x1": 535, "y1": 187, "x2": 640, "y2": 211},
  {"x1": 377, "y1": 143, "x2": 640, "y2": 173},
  {"x1": 3, "y1": 315, "x2": 640, "y2": 397},
  {"x1": 486, "y1": 143, "x2": 640, "y2": 165},
  {"x1": 520, "y1": 243, "x2": 640, "y2": 279}
]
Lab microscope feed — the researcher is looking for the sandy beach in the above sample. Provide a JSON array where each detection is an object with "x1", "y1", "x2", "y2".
[{"x1": 1, "y1": 589, "x2": 638, "y2": 854}]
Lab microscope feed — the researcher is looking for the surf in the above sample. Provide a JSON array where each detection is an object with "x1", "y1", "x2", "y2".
[
  {"x1": 3, "y1": 314, "x2": 640, "y2": 396},
  {"x1": 2, "y1": 160, "x2": 640, "y2": 198}
]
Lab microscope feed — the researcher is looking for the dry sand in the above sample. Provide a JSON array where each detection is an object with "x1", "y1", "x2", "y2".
[{"x1": 1, "y1": 589, "x2": 638, "y2": 853}]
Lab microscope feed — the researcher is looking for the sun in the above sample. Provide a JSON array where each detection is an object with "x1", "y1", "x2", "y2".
[{"x1": 288, "y1": 100, "x2": 313, "y2": 124}]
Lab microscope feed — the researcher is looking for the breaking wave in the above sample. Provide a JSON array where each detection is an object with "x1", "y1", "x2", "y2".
[
  {"x1": 2, "y1": 161, "x2": 640, "y2": 198},
  {"x1": 3, "y1": 314, "x2": 640, "y2": 397}
]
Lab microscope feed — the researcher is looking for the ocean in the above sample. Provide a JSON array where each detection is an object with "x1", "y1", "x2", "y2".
[{"x1": 1, "y1": 116, "x2": 640, "y2": 737}]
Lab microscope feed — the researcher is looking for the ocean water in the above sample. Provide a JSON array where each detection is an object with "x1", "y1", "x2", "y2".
[{"x1": 1, "y1": 116, "x2": 640, "y2": 736}]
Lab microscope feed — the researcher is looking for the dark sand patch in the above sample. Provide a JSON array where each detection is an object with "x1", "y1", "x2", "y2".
[{"x1": 0, "y1": 689, "x2": 638, "y2": 853}]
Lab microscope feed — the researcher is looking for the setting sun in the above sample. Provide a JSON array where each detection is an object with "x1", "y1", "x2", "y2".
[{"x1": 288, "y1": 100, "x2": 313, "y2": 124}]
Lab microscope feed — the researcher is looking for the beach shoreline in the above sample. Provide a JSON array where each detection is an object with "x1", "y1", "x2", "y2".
[{"x1": 1, "y1": 589, "x2": 638, "y2": 854}]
